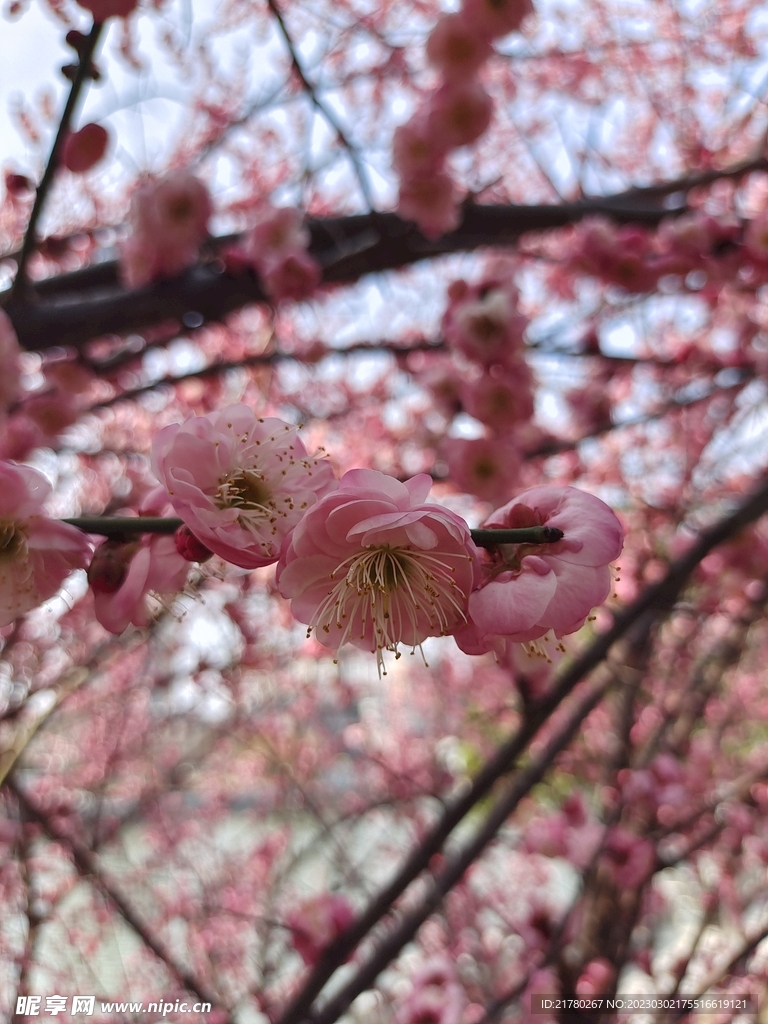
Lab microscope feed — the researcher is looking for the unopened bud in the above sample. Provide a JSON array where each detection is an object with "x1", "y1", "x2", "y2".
[
  {"x1": 175, "y1": 525, "x2": 213, "y2": 562},
  {"x1": 87, "y1": 540, "x2": 136, "y2": 594}
]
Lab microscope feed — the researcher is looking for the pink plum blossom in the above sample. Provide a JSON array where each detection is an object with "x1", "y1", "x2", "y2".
[
  {"x1": 602, "y1": 828, "x2": 657, "y2": 888},
  {"x1": 276, "y1": 469, "x2": 478, "y2": 674},
  {"x1": 460, "y1": 362, "x2": 535, "y2": 431},
  {"x1": 240, "y1": 204, "x2": 322, "y2": 302},
  {"x1": 0, "y1": 461, "x2": 91, "y2": 627},
  {"x1": 151, "y1": 404, "x2": 336, "y2": 569},
  {"x1": 443, "y1": 285, "x2": 527, "y2": 366},
  {"x1": 285, "y1": 893, "x2": 354, "y2": 967},
  {"x1": 121, "y1": 171, "x2": 212, "y2": 288},
  {"x1": 392, "y1": 112, "x2": 447, "y2": 179},
  {"x1": 443, "y1": 436, "x2": 521, "y2": 505},
  {"x1": 426, "y1": 13, "x2": 494, "y2": 78},
  {"x1": 246, "y1": 204, "x2": 310, "y2": 262},
  {"x1": 461, "y1": 0, "x2": 534, "y2": 39},
  {"x1": 397, "y1": 171, "x2": 463, "y2": 240},
  {"x1": 262, "y1": 249, "x2": 321, "y2": 302},
  {"x1": 427, "y1": 80, "x2": 495, "y2": 150},
  {"x1": 567, "y1": 218, "x2": 660, "y2": 293},
  {"x1": 415, "y1": 355, "x2": 464, "y2": 419},
  {"x1": 89, "y1": 488, "x2": 191, "y2": 635},
  {"x1": 396, "y1": 956, "x2": 467, "y2": 1024},
  {"x1": 457, "y1": 486, "x2": 623, "y2": 651}
]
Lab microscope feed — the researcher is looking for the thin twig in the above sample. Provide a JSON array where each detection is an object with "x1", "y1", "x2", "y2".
[
  {"x1": 265, "y1": 0, "x2": 375, "y2": 210},
  {"x1": 10, "y1": 22, "x2": 104, "y2": 299},
  {"x1": 60, "y1": 516, "x2": 563, "y2": 547},
  {"x1": 8, "y1": 777, "x2": 232, "y2": 1021}
]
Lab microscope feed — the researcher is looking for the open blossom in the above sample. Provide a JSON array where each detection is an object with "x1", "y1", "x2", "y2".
[
  {"x1": 240, "y1": 204, "x2": 322, "y2": 302},
  {"x1": 151, "y1": 404, "x2": 336, "y2": 570},
  {"x1": 246, "y1": 204, "x2": 310, "y2": 262},
  {"x1": 276, "y1": 470, "x2": 477, "y2": 673},
  {"x1": 396, "y1": 956, "x2": 467, "y2": 1024},
  {"x1": 426, "y1": 13, "x2": 494, "y2": 78},
  {"x1": 443, "y1": 435, "x2": 521, "y2": 505},
  {"x1": 261, "y1": 249, "x2": 321, "y2": 302},
  {"x1": 460, "y1": 361, "x2": 535, "y2": 431},
  {"x1": 456, "y1": 486, "x2": 623, "y2": 654},
  {"x1": 121, "y1": 171, "x2": 212, "y2": 288},
  {"x1": 285, "y1": 893, "x2": 355, "y2": 967},
  {"x1": 0, "y1": 462, "x2": 91, "y2": 628},
  {"x1": 427, "y1": 79, "x2": 495, "y2": 150},
  {"x1": 397, "y1": 171, "x2": 462, "y2": 240},
  {"x1": 443, "y1": 284, "x2": 527, "y2": 366},
  {"x1": 88, "y1": 488, "x2": 191, "y2": 634},
  {"x1": 392, "y1": 112, "x2": 447, "y2": 179}
]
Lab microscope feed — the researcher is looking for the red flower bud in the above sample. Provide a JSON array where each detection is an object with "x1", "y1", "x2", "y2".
[
  {"x1": 62, "y1": 124, "x2": 109, "y2": 174},
  {"x1": 87, "y1": 540, "x2": 136, "y2": 594},
  {"x1": 174, "y1": 525, "x2": 213, "y2": 562}
]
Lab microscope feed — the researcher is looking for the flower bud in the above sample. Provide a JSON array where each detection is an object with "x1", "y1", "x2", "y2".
[
  {"x1": 87, "y1": 540, "x2": 136, "y2": 594},
  {"x1": 174, "y1": 524, "x2": 213, "y2": 563}
]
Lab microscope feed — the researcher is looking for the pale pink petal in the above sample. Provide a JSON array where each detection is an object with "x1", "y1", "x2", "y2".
[{"x1": 469, "y1": 564, "x2": 557, "y2": 636}]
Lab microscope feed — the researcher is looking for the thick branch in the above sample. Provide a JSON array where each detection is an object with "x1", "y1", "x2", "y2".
[{"x1": 4, "y1": 198, "x2": 681, "y2": 352}]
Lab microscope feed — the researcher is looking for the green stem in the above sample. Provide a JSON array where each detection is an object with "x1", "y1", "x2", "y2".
[
  {"x1": 471, "y1": 526, "x2": 564, "y2": 546},
  {"x1": 62, "y1": 517, "x2": 564, "y2": 545},
  {"x1": 62, "y1": 516, "x2": 183, "y2": 536}
]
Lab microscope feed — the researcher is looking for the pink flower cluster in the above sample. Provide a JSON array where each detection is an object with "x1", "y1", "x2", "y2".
[
  {"x1": 394, "y1": 0, "x2": 532, "y2": 238},
  {"x1": 120, "y1": 171, "x2": 212, "y2": 288},
  {"x1": 562, "y1": 211, "x2": 745, "y2": 296},
  {"x1": 232, "y1": 204, "x2": 321, "y2": 303},
  {"x1": 0, "y1": 394, "x2": 623, "y2": 665},
  {"x1": 432, "y1": 265, "x2": 535, "y2": 504}
]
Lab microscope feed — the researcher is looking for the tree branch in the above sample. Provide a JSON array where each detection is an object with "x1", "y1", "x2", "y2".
[
  {"x1": 265, "y1": 0, "x2": 374, "y2": 209},
  {"x1": 4, "y1": 197, "x2": 682, "y2": 353},
  {"x1": 7, "y1": 777, "x2": 232, "y2": 1021},
  {"x1": 272, "y1": 471, "x2": 768, "y2": 1024},
  {"x1": 10, "y1": 22, "x2": 104, "y2": 300}
]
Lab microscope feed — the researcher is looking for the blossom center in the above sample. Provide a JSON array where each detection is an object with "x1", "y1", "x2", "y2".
[
  {"x1": 0, "y1": 521, "x2": 26, "y2": 563},
  {"x1": 167, "y1": 195, "x2": 194, "y2": 223},
  {"x1": 310, "y1": 545, "x2": 468, "y2": 675},
  {"x1": 218, "y1": 470, "x2": 272, "y2": 513}
]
